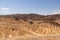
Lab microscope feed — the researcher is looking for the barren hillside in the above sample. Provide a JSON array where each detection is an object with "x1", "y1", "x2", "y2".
[{"x1": 0, "y1": 14, "x2": 60, "y2": 39}]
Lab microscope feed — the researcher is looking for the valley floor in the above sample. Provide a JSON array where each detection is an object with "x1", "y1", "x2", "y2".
[{"x1": 0, "y1": 35, "x2": 60, "y2": 40}]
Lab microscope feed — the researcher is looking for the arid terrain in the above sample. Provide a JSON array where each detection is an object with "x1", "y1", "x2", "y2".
[{"x1": 0, "y1": 14, "x2": 60, "y2": 40}]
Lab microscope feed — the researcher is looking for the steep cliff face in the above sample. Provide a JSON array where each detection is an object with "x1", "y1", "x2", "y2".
[{"x1": 0, "y1": 14, "x2": 60, "y2": 38}]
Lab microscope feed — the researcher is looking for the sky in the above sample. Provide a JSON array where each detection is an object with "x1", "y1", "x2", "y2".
[{"x1": 0, "y1": 0, "x2": 60, "y2": 15}]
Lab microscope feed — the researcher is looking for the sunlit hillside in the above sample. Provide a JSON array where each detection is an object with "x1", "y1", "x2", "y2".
[{"x1": 0, "y1": 14, "x2": 60, "y2": 40}]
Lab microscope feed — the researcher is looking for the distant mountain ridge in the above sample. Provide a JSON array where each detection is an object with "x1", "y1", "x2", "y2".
[{"x1": 1, "y1": 14, "x2": 60, "y2": 21}]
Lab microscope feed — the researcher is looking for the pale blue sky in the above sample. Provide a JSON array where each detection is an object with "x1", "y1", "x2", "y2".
[{"x1": 0, "y1": 0, "x2": 60, "y2": 15}]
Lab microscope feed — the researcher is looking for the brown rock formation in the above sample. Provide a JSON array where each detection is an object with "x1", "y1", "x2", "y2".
[{"x1": 0, "y1": 14, "x2": 60, "y2": 38}]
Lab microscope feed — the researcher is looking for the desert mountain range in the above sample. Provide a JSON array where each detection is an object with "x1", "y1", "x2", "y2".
[{"x1": 0, "y1": 14, "x2": 60, "y2": 38}]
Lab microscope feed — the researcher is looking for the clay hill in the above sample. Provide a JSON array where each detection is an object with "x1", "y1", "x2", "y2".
[{"x1": 0, "y1": 14, "x2": 60, "y2": 38}]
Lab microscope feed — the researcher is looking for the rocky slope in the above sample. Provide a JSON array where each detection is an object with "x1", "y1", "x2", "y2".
[{"x1": 0, "y1": 14, "x2": 60, "y2": 38}]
